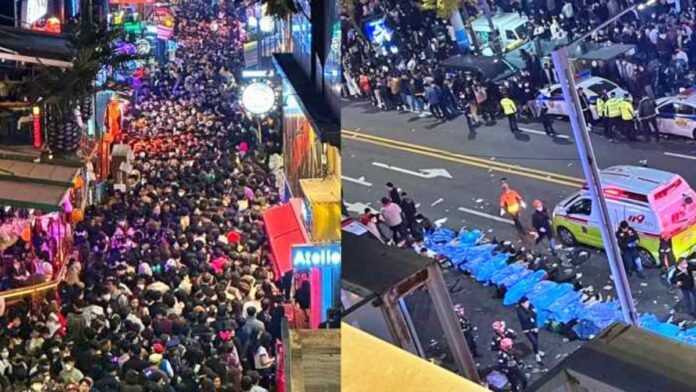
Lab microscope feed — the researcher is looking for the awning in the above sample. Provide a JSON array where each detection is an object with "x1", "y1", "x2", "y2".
[
  {"x1": 0, "y1": 159, "x2": 79, "y2": 187},
  {"x1": 0, "y1": 26, "x2": 74, "y2": 68},
  {"x1": 0, "y1": 180, "x2": 70, "y2": 211},
  {"x1": 342, "y1": 323, "x2": 487, "y2": 391},
  {"x1": 0, "y1": 159, "x2": 80, "y2": 211},
  {"x1": 262, "y1": 198, "x2": 310, "y2": 277}
]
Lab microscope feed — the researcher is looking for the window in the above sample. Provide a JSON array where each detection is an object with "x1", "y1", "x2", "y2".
[
  {"x1": 675, "y1": 104, "x2": 696, "y2": 116},
  {"x1": 550, "y1": 88, "x2": 562, "y2": 98},
  {"x1": 585, "y1": 80, "x2": 619, "y2": 96},
  {"x1": 658, "y1": 103, "x2": 675, "y2": 114},
  {"x1": 568, "y1": 198, "x2": 592, "y2": 216},
  {"x1": 506, "y1": 30, "x2": 516, "y2": 41}
]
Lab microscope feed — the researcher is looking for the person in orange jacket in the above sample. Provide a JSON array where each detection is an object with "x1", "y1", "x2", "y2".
[{"x1": 499, "y1": 179, "x2": 527, "y2": 235}]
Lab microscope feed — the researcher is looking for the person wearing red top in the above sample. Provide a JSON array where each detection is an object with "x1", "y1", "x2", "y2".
[{"x1": 226, "y1": 230, "x2": 241, "y2": 245}]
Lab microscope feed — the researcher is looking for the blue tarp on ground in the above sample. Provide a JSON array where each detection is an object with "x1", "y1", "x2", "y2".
[
  {"x1": 423, "y1": 229, "x2": 696, "y2": 346},
  {"x1": 503, "y1": 270, "x2": 547, "y2": 306}
]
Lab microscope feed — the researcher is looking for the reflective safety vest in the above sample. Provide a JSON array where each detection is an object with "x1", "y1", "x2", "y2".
[
  {"x1": 605, "y1": 98, "x2": 621, "y2": 118},
  {"x1": 501, "y1": 98, "x2": 517, "y2": 115},
  {"x1": 596, "y1": 97, "x2": 605, "y2": 118},
  {"x1": 619, "y1": 101, "x2": 634, "y2": 121},
  {"x1": 500, "y1": 190, "x2": 522, "y2": 214}
]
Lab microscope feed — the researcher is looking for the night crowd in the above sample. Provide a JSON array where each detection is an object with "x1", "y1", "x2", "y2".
[
  {"x1": 342, "y1": 0, "x2": 696, "y2": 140},
  {"x1": 0, "y1": 1, "x2": 288, "y2": 391}
]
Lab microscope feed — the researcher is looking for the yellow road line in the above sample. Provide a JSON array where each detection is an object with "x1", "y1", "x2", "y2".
[{"x1": 343, "y1": 129, "x2": 585, "y2": 188}]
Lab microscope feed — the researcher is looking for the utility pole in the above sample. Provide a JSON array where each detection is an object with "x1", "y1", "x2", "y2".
[
  {"x1": 546, "y1": 0, "x2": 657, "y2": 326},
  {"x1": 460, "y1": 2, "x2": 479, "y2": 53},
  {"x1": 477, "y1": 0, "x2": 501, "y2": 56},
  {"x1": 551, "y1": 46, "x2": 639, "y2": 326}
]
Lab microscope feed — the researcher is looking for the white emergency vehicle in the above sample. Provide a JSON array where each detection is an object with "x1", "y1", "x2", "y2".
[
  {"x1": 655, "y1": 87, "x2": 696, "y2": 139},
  {"x1": 552, "y1": 166, "x2": 696, "y2": 267},
  {"x1": 538, "y1": 75, "x2": 629, "y2": 120}
]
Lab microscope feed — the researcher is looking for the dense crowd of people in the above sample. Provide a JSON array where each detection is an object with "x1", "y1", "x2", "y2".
[
  {"x1": 342, "y1": 0, "x2": 696, "y2": 138},
  {"x1": 0, "y1": 1, "x2": 288, "y2": 391}
]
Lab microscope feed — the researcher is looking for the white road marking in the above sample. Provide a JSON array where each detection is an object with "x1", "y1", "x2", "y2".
[
  {"x1": 344, "y1": 201, "x2": 374, "y2": 213},
  {"x1": 664, "y1": 152, "x2": 696, "y2": 161},
  {"x1": 434, "y1": 218, "x2": 448, "y2": 227},
  {"x1": 342, "y1": 175, "x2": 373, "y2": 187},
  {"x1": 519, "y1": 127, "x2": 571, "y2": 139},
  {"x1": 431, "y1": 198, "x2": 444, "y2": 207},
  {"x1": 371, "y1": 162, "x2": 453, "y2": 179},
  {"x1": 457, "y1": 207, "x2": 514, "y2": 225}
]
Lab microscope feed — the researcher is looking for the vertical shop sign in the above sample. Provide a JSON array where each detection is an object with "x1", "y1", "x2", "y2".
[{"x1": 32, "y1": 106, "x2": 42, "y2": 149}]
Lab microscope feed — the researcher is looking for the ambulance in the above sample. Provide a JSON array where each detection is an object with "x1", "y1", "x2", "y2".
[{"x1": 552, "y1": 166, "x2": 696, "y2": 267}]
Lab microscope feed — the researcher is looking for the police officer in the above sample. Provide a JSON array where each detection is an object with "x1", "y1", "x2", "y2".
[
  {"x1": 537, "y1": 96, "x2": 556, "y2": 137},
  {"x1": 516, "y1": 296, "x2": 544, "y2": 364},
  {"x1": 454, "y1": 304, "x2": 480, "y2": 358},
  {"x1": 604, "y1": 92, "x2": 621, "y2": 142},
  {"x1": 619, "y1": 93, "x2": 638, "y2": 141},
  {"x1": 596, "y1": 90, "x2": 608, "y2": 134},
  {"x1": 501, "y1": 94, "x2": 520, "y2": 133},
  {"x1": 497, "y1": 338, "x2": 528, "y2": 391},
  {"x1": 490, "y1": 320, "x2": 517, "y2": 351}
]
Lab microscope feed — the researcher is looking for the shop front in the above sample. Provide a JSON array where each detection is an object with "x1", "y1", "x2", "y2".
[{"x1": 0, "y1": 160, "x2": 79, "y2": 302}]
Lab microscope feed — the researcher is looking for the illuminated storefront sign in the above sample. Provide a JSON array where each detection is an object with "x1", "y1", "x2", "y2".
[
  {"x1": 240, "y1": 82, "x2": 276, "y2": 115},
  {"x1": 291, "y1": 244, "x2": 341, "y2": 268},
  {"x1": 291, "y1": 243, "x2": 341, "y2": 328},
  {"x1": 25, "y1": 0, "x2": 48, "y2": 25},
  {"x1": 32, "y1": 106, "x2": 41, "y2": 149}
]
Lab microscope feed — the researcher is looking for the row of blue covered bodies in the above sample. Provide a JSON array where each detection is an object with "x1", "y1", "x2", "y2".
[{"x1": 425, "y1": 228, "x2": 696, "y2": 345}]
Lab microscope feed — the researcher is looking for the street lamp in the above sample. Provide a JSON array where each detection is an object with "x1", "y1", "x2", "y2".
[{"x1": 550, "y1": 0, "x2": 657, "y2": 326}]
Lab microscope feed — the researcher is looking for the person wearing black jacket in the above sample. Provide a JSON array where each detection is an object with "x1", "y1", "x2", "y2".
[
  {"x1": 670, "y1": 258, "x2": 696, "y2": 316},
  {"x1": 516, "y1": 297, "x2": 544, "y2": 364},
  {"x1": 400, "y1": 191, "x2": 418, "y2": 235},
  {"x1": 386, "y1": 182, "x2": 401, "y2": 206},
  {"x1": 616, "y1": 220, "x2": 646, "y2": 278},
  {"x1": 531, "y1": 200, "x2": 557, "y2": 256},
  {"x1": 577, "y1": 87, "x2": 592, "y2": 129}
]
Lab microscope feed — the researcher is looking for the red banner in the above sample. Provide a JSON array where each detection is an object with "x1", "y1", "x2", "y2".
[{"x1": 32, "y1": 109, "x2": 41, "y2": 149}]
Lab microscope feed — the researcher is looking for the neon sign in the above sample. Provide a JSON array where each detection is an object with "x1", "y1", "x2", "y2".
[
  {"x1": 291, "y1": 244, "x2": 341, "y2": 268},
  {"x1": 25, "y1": 0, "x2": 48, "y2": 25},
  {"x1": 32, "y1": 106, "x2": 41, "y2": 149}
]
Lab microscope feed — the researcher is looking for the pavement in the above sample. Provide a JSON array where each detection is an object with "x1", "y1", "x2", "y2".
[{"x1": 342, "y1": 98, "x2": 696, "y2": 381}]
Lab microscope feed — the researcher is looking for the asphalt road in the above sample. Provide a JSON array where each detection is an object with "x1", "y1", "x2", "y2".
[{"x1": 342, "y1": 98, "x2": 695, "y2": 381}]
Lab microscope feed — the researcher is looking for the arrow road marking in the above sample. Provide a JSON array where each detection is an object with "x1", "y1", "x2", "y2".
[
  {"x1": 434, "y1": 218, "x2": 448, "y2": 227},
  {"x1": 342, "y1": 175, "x2": 373, "y2": 187},
  {"x1": 345, "y1": 201, "x2": 374, "y2": 214},
  {"x1": 664, "y1": 152, "x2": 696, "y2": 161},
  {"x1": 372, "y1": 162, "x2": 453, "y2": 179},
  {"x1": 458, "y1": 207, "x2": 514, "y2": 225}
]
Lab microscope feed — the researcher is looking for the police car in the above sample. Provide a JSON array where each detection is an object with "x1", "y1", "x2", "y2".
[
  {"x1": 538, "y1": 75, "x2": 630, "y2": 120},
  {"x1": 655, "y1": 87, "x2": 696, "y2": 139}
]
